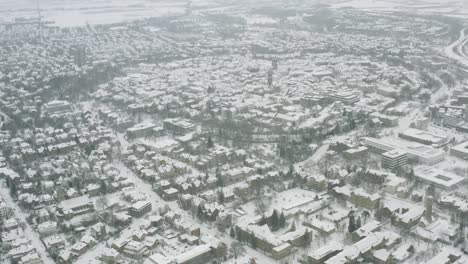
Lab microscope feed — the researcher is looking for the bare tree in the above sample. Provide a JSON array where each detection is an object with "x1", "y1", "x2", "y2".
[{"x1": 230, "y1": 241, "x2": 246, "y2": 260}]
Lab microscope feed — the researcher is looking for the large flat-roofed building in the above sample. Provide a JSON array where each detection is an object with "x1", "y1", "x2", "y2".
[
  {"x1": 308, "y1": 242, "x2": 343, "y2": 264},
  {"x1": 398, "y1": 128, "x2": 448, "y2": 147},
  {"x1": 362, "y1": 137, "x2": 445, "y2": 165},
  {"x1": 130, "y1": 201, "x2": 152, "y2": 218},
  {"x1": 381, "y1": 150, "x2": 408, "y2": 170},
  {"x1": 267, "y1": 188, "x2": 328, "y2": 218},
  {"x1": 57, "y1": 195, "x2": 94, "y2": 219},
  {"x1": 370, "y1": 112, "x2": 399, "y2": 127},
  {"x1": 439, "y1": 108, "x2": 463, "y2": 127},
  {"x1": 413, "y1": 165, "x2": 464, "y2": 190},
  {"x1": 145, "y1": 240, "x2": 226, "y2": 264},
  {"x1": 450, "y1": 141, "x2": 468, "y2": 159},
  {"x1": 377, "y1": 86, "x2": 398, "y2": 97},
  {"x1": 42, "y1": 100, "x2": 73, "y2": 115},
  {"x1": 424, "y1": 248, "x2": 468, "y2": 264},
  {"x1": 163, "y1": 118, "x2": 195, "y2": 135},
  {"x1": 329, "y1": 91, "x2": 359, "y2": 105},
  {"x1": 343, "y1": 146, "x2": 368, "y2": 160},
  {"x1": 457, "y1": 94, "x2": 468, "y2": 104},
  {"x1": 122, "y1": 241, "x2": 149, "y2": 259},
  {"x1": 126, "y1": 123, "x2": 157, "y2": 140}
]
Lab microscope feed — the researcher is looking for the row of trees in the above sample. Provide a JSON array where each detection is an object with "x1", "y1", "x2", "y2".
[{"x1": 266, "y1": 209, "x2": 287, "y2": 231}]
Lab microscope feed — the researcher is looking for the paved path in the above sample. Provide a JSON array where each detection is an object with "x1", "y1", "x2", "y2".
[{"x1": 78, "y1": 134, "x2": 277, "y2": 263}]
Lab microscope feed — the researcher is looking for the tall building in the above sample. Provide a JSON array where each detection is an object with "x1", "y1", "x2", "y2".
[
  {"x1": 381, "y1": 149, "x2": 408, "y2": 170},
  {"x1": 425, "y1": 196, "x2": 433, "y2": 223},
  {"x1": 130, "y1": 201, "x2": 152, "y2": 218},
  {"x1": 415, "y1": 118, "x2": 430, "y2": 130}
]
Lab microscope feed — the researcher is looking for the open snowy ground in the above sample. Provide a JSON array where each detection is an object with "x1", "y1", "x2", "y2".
[
  {"x1": 1, "y1": 0, "x2": 468, "y2": 27},
  {"x1": 0, "y1": 0, "x2": 191, "y2": 26},
  {"x1": 329, "y1": 0, "x2": 468, "y2": 18}
]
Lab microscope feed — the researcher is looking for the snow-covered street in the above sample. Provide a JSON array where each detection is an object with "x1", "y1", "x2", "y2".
[{"x1": 0, "y1": 180, "x2": 55, "y2": 264}]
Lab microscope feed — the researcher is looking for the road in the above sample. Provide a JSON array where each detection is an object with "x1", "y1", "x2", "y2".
[
  {"x1": 79, "y1": 25, "x2": 468, "y2": 262},
  {"x1": 77, "y1": 133, "x2": 277, "y2": 263},
  {"x1": 78, "y1": 160, "x2": 276, "y2": 263},
  {"x1": 309, "y1": 144, "x2": 330, "y2": 164},
  {"x1": 445, "y1": 27, "x2": 468, "y2": 70},
  {"x1": 295, "y1": 143, "x2": 329, "y2": 174},
  {"x1": 0, "y1": 180, "x2": 55, "y2": 264}
]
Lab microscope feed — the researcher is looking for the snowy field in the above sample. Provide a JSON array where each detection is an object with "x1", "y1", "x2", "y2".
[
  {"x1": 0, "y1": 0, "x2": 190, "y2": 27},
  {"x1": 1, "y1": 0, "x2": 468, "y2": 28},
  {"x1": 1, "y1": 0, "x2": 468, "y2": 27},
  {"x1": 329, "y1": 0, "x2": 468, "y2": 18}
]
